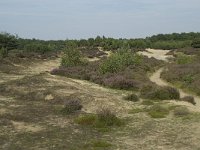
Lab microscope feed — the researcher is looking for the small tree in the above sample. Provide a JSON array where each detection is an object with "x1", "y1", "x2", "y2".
[
  {"x1": 191, "y1": 39, "x2": 200, "y2": 48},
  {"x1": 0, "y1": 47, "x2": 8, "y2": 59},
  {"x1": 61, "y1": 44, "x2": 87, "y2": 67}
]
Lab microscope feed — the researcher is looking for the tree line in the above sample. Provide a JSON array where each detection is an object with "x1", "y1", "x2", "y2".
[{"x1": 1, "y1": 32, "x2": 200, "y2": 58}]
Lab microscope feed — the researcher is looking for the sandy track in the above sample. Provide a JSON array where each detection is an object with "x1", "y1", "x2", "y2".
[
  {"x1": 150, "y1": 68, "x2": 200, "y2": 112},
  {"x1": 146, "y1": 49, "x2": 200, "y2": 112}
]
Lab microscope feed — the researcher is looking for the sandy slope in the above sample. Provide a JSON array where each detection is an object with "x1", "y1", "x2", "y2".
[{"x1": 138, "y1": 48, "x2": 173, "y2": 61}]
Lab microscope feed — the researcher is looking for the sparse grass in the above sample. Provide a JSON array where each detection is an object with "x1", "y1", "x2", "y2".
[
  {"x1": 124, "y1": 93, "x2": 139, "y2": 102},
  {"x1": 141, "y1": 100, "x2": 154, "y2": 105},
  {"x1": 75, "y1": 109, "x2": 123, "y2": 130},
  {"x1": 148, "y1": 105, "x2": 169, "y2": 118},
  {"x1": 84, "y1": 140, "x2": 112, "y2": 149},
  {"x1": 129, "y1": 108, "x2": 145, "y2": 114},
  {"x1": 174, "y1": 107, "x2": 190, "y2": 117}
]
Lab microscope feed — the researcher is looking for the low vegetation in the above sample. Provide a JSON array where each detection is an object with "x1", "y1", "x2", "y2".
[
  {"x1": 174, "y1": 107, "x2": 190, "y2": 117},
  {"x1": 161, "y1": 50, "x2": 200, "y2": 96},
  {"x1": 61, "y1": 98, "x2": 83, "y2": 114},
  {"x1": 148, "y1": 105, "x2": 170, "y2": 118},
  {"x1": 140, "y1": 84, "x2": 180, "y2": 100},
  {"x1": 124, "y1": 93, "x2": 139, "y2": 102},
  {"x1": 75, "y1": 108, "x2": 123, "y2": 129},
  {"x1": 180, "y1": 96, "x2": 196, "y2": 105}
]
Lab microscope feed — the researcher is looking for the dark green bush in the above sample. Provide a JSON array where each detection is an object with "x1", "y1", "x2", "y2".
[
  {"x1": 0, "y1": 47, "x2": 8, "y2": 59},
  {"x1": 99, "y1": 49, "x2": 142, "y2": 74},
  {"x1": 124, "y1": 93, "x2": 139, "y2": 102},
  {"x1": 191, "y1": 39, "x2": 200, "y2": 48},
  {"x1": 61, "y1": 47, "x2": 88, "y2": 67}
]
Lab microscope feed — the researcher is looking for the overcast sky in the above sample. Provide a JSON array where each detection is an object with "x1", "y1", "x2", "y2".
[{"x1": 0, "y1": 0, "x2": 200, "y2": 40}]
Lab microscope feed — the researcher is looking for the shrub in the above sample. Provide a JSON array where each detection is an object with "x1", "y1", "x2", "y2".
[
  {"x1": 140, "y1": 84, "x2": 180, "y2": 100},
  {"x1": 103, "y1": 75, "x2": 140, "y2": 90},
  {"x1": 61, "y1": 47, "x2": 88, "y2": 67},
  {"x1": 61, "y1": 98, "x2": 82, "y2": 114},
  {"x1": 176, "y1": 53, "x2": 195, "y2": 64},
  {"x1": 0, "y1": 47, "x2": 8, "y2": 59},
  {"x1": 99, "y1": 49, "x2": 142, "y2": 74},
  {"x1": 180, "y1": 96, "x2": 196, "y2": 105},
  {"x1": 96, "y1": 108, "x2": 122, "y2": 127},
  {"x1": 148, "y1": 105, "x2": 169, "y2": 118},
  {"x1": 174, "y1": 107, "x2": 190, "y2": 117},
  {"x1": 124, "y1": 93, "x2": 139, "y2": 102},
  {"x1": 191, "y1": 39, "x2": 200, "y2": 48}
]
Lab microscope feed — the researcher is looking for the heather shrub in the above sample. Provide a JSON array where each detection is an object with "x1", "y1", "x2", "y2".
[
  {"x1": 96, "y1": 108, "x2": 122, "y2": 127},
  {"x1": 140, "y1": 84, "x2": 180, "y2": 100},
  {"x1": 103, "y1": 75, "x2": 141, "y2": 90},
  {"x1": 61, "y1": 98, "x2": 82, "y2": 114},
  {"x1": 180, "y1": 96, "x2": 196, "y2": 105},
  {"x1": 124, "y1": 93, "x2": 139, "y2": 102},
  {"x1": 161, "y1": 63, "x2": 200, "y2": 96},
  {"x1": 174, "y1": 107, "x2": 190, "y2": 117}
]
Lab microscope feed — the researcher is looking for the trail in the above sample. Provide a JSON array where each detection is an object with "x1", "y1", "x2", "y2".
[{"x1": 146, "y1": 49, "x2": 200, "y2": 112}]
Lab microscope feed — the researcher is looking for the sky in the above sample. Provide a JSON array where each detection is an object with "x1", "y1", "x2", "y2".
[{"x1": 0, "y1": 0, "x2": 200, "y2": 40}]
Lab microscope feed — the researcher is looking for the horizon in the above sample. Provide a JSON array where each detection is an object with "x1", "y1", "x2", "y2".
[{"x1": 1, "y1": 0, "x2": 200, "y2": 40}]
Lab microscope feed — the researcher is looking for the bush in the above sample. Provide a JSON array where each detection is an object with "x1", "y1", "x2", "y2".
[
  {"x1": 96, "y1": 108, "x2": 122, "y2": 127},
  {"x1": 124, "y1": 93, "x2": 139, "y2": 102},
  {"x1": 174, "y1": 107, "x2": 190, "y2": 117},
  {"x1": 191, "y1": 39, "x2": 200, "y2": 48},
  {"x1": 148, "y1": 105, "x2": 169, "y2": 118},
  {"x1": 61, "y1": 98, "x2": 82, "y2": 114},
  {"x1": 180, "y1": 96, "x2": 196, "y2": 105},
  {"x1": 103, "y1": 75, "x2": 140, "y2": 90},
  {"x1": 61, "y1": 47, "x2": 88, "y2": 67},
  {"x1": 0, "y1": 47, "x2": 8, "y2": 59},
  {"x1": 176, "y1": 53, "x2": 195, "y2": 64},
  {"x1": 99, "y1": 49, "x2": 142, "y2": 74},
  {"x1": 140, "y1": 84, "x2": 180, "y2": 100}
]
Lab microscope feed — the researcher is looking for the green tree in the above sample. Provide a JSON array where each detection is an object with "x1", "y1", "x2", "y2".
[
  {"x1": 0, "y1": 47, "x2": 8, "y2": 59},
  {"x1": 61, "y1": 45, "x2": 87, "y2": 67},
  {"x1": 191, "y1": 39, "x2": 200, "y2": 48},
  {"x1": 0, "y1": 32, "x2": 18, "y2": 50}
]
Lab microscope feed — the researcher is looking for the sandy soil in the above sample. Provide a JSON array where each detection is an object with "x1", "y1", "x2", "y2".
[{"x1": 138, "y1": 48, "x2": 173, "y2": 61}]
